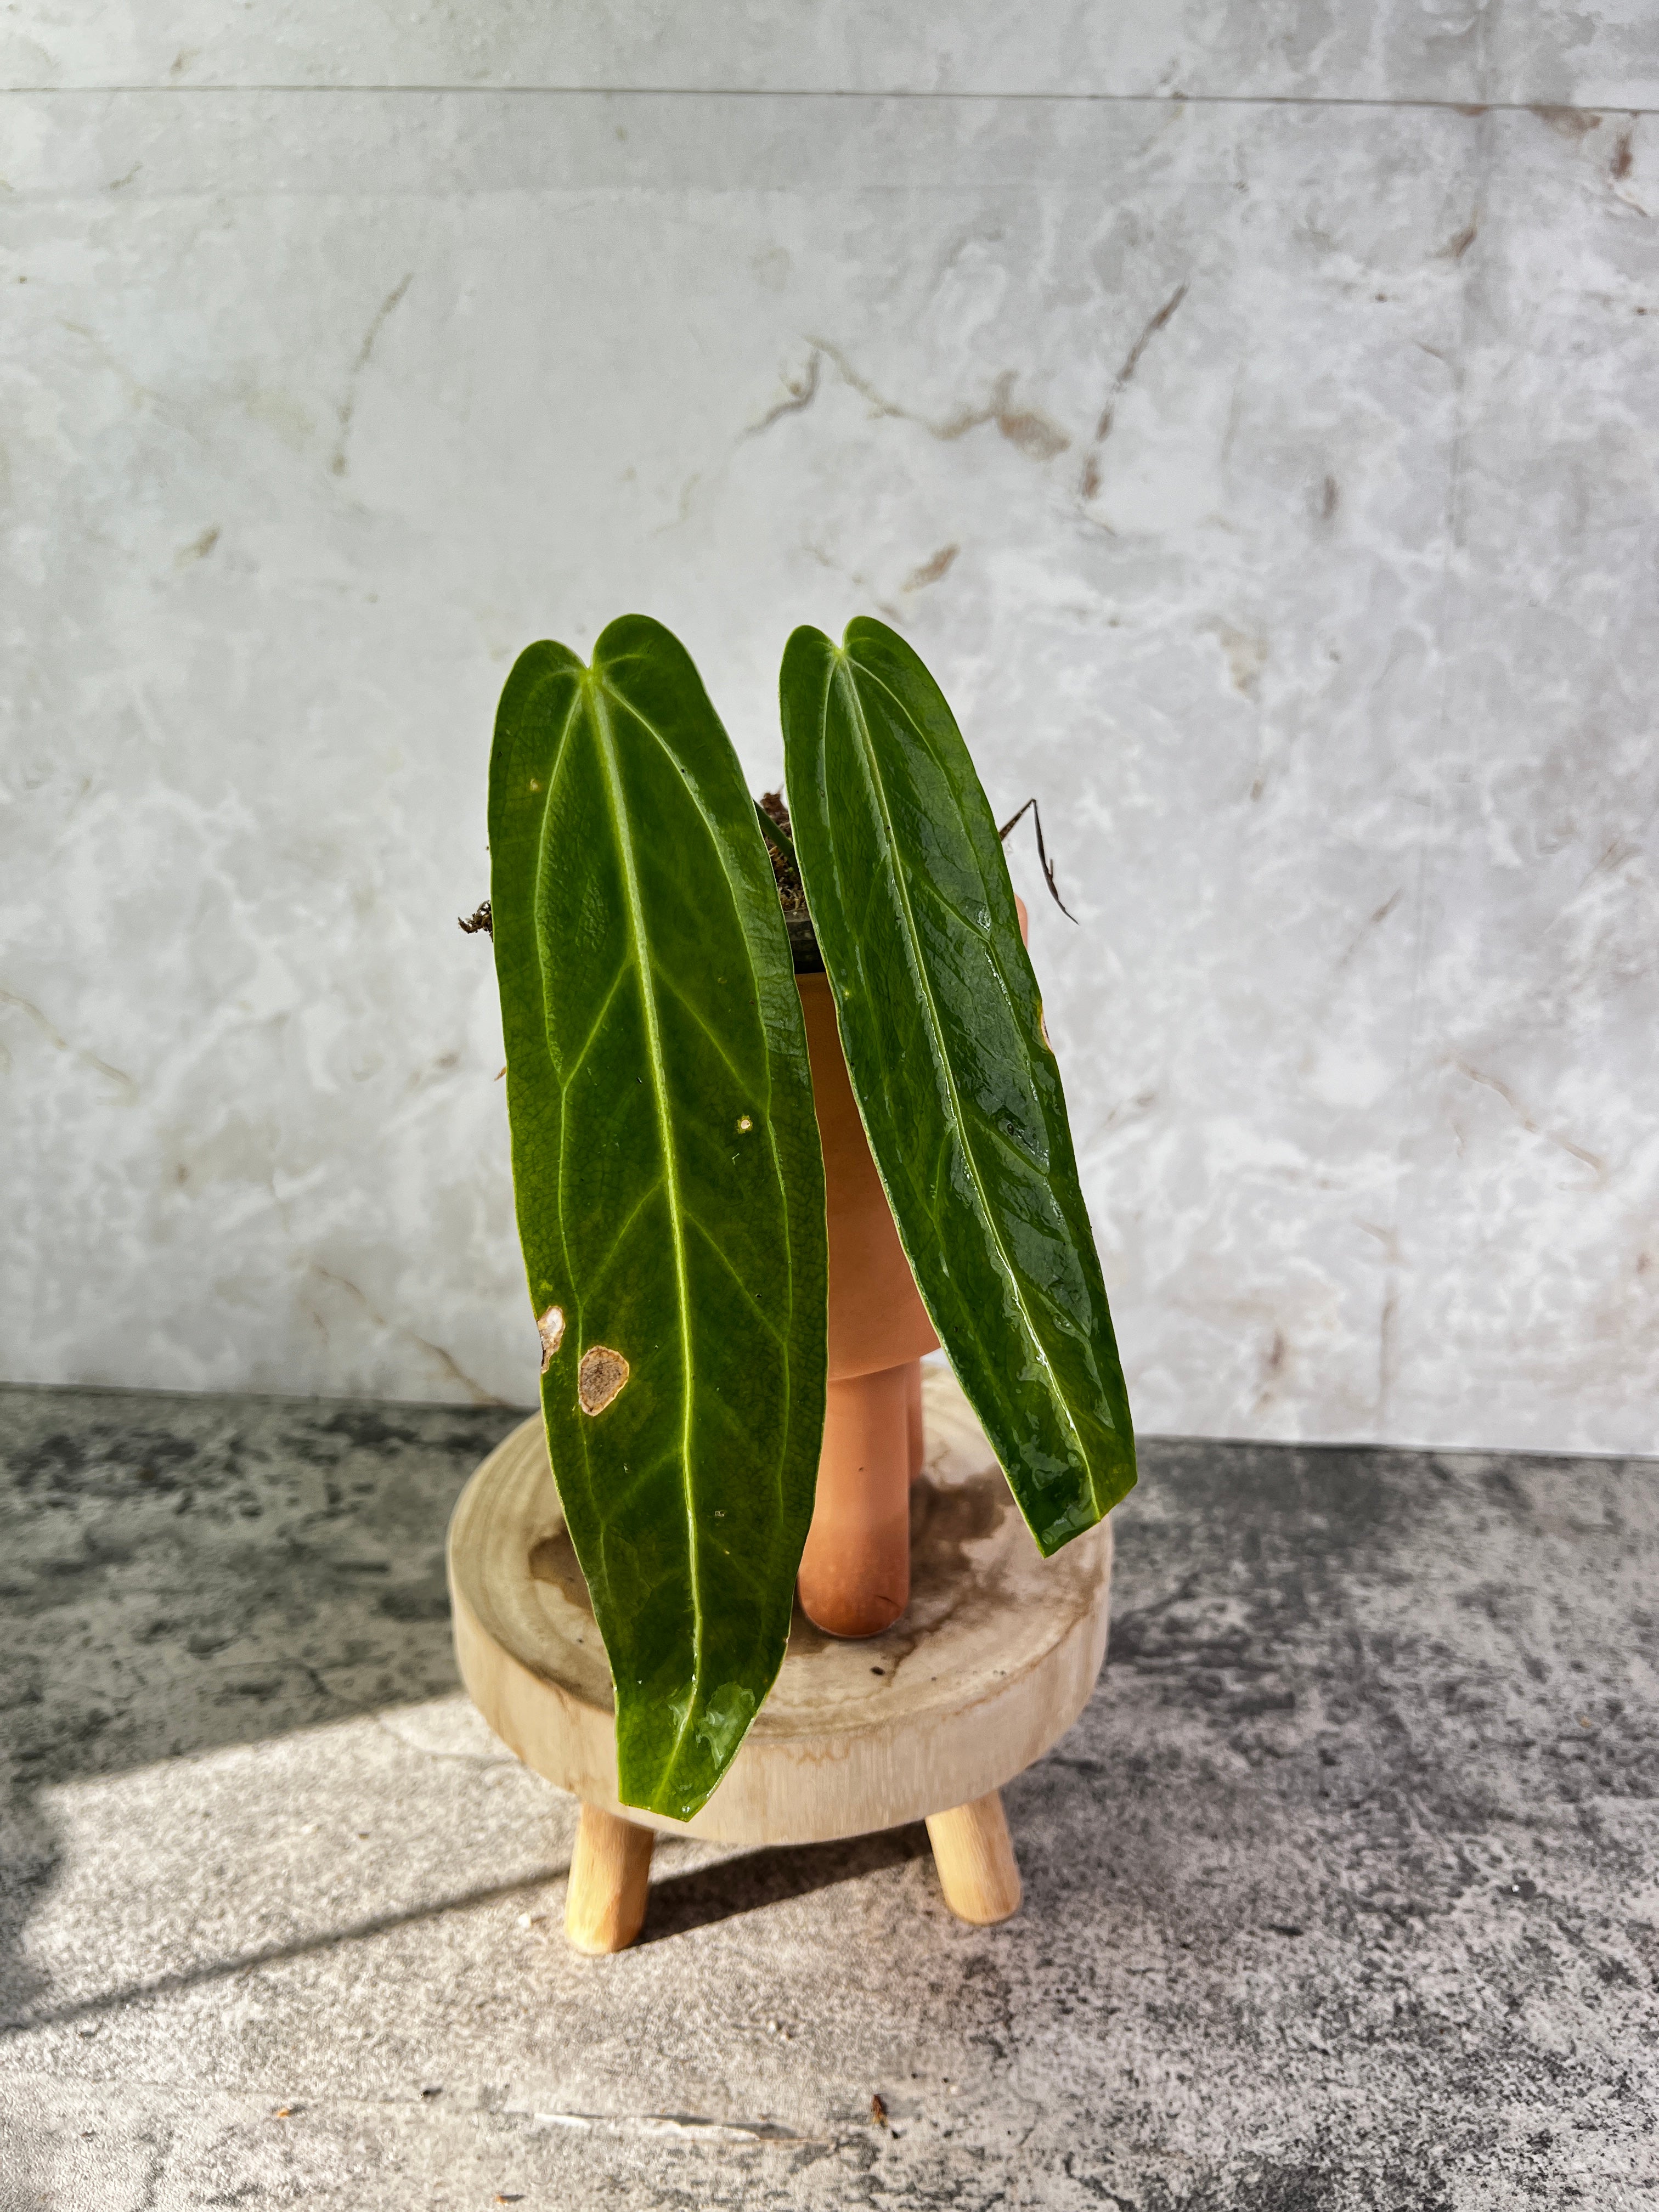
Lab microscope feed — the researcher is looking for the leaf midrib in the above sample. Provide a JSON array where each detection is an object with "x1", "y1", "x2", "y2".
[
  {"x1": 587, "y1": 674, "x2": 704, "y2": 1747},
  {"x1": 535, "y1": 679, "x2": 586, "y2": 1314},
  {"x1": 832, "y1": 648, "x2": 1094, "y2": 1496},
  {"x1": 612, "y1": 683, "x2": 798, "y2": 1535}
]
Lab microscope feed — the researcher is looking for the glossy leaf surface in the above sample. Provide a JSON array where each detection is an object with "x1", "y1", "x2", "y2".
[
  {"x1": 780, "y1": 618, "x2": 1135, "y2": 1554},
  {"x1": 490, "y1": 617, "x2": 827, "y2": 1820}
]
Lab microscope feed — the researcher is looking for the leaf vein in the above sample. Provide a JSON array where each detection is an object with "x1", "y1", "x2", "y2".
[
  {"x1": 684, "y1": 1215, "x2": 788, "y2": 1347},
  {"x1": 587, "y1": 679, "x2": 706, "y2": 1761}
]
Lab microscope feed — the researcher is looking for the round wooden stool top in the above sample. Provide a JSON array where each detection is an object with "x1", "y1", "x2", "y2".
[{"x1": 448, "y1": 1365, "x2": 1114, "y2": 1845}]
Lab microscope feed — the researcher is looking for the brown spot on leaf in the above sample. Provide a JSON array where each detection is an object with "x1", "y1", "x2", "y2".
[
  {"x1": 537, "y1": 1305, "x2": 565, "y2": 1372},
  {"x1": 1440, "y1": 217, "x2": 1479, "y2": 260},
  {"x1": 578, "y1": 1345, "x2": 629, "y2": 1415},
  {"x1": 1612, "y1": 129, "x2": 1634, "y2": 182}
]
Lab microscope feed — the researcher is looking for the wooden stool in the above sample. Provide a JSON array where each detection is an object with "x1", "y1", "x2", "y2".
[{"x1": 448, "y1": 1367, "x2": 1113, "y2": 1953}]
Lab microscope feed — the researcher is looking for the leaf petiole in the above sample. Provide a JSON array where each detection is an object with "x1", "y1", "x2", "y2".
[{"x1": 754, "y1": 799, "x2": 799, "y2": 872}]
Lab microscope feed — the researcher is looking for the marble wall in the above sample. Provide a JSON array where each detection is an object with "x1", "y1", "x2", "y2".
[{"x1": 2, "y1": 8, "x2": 1655, "y2": 1454}]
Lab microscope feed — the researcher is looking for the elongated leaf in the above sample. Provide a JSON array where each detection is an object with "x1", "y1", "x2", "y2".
[
  {"x1": 780, "y1": 618, "x2": 1134, "y2": 1554},
  {"x1": 490, "y1": 616, "x2": 827, "y2": 1820}
]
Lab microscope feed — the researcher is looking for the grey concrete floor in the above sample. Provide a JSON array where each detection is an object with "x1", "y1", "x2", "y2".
[{"x1": 0, "y1": 1384, "x2": 1654, "y2": 2211}]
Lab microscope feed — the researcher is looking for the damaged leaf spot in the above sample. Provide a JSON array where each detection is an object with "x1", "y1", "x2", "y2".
[
  {"x1": 1038, "y1": 1004, "x2": 1052, "y2": 1051},
  {"x1": 578, "y1": 1345, "x2": 629, "y2": 1415},
  {"x1": 537, "y1": 1305, "x2": 566, "y2": 1372},
  {"x1": 737, "y1": 1114, "x2": 753, "y2": 1132}
]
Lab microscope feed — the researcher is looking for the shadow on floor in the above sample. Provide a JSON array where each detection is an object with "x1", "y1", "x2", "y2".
[
  {"x1": 640, "y1": 1824, "x2": 932, "y2": 1943},
  {"x1": 0, "y1": 1381, "x2": 524, "y2": 2108}
]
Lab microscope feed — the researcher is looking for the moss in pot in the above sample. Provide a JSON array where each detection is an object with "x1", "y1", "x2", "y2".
[{"x1": 486, "y1": 613, "x2": 1134, "y2": 1824}]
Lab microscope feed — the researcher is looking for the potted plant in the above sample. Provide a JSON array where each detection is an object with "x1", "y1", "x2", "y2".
[{"x1": 480, "y1": 614, "x2": 1135, "y2": 1833}]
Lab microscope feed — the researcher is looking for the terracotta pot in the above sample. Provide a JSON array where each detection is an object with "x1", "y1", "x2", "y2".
[
  {"x1": 796, "y1": 898, "x2": 1029, "y2": 1638},
  {"x1": 793, "y1": 973, "x2": 937, "y2": 1637}
]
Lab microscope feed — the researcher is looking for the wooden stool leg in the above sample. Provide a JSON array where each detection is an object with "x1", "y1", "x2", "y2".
[
  {"x1": 565, "y1": 1804, "x2": 654, "y2": 1954},
  {"x1": 926, "y1": 1790, "x2": 1022, "y2": 1925}
]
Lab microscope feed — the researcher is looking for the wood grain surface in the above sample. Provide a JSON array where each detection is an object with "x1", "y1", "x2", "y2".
[{"x1": 448, "y1": 1364, "x2": 1114, "y2": 1843}]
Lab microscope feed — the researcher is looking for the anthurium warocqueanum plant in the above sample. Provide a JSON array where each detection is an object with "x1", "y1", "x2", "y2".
[{"x1": 487, "y1": 614, "x2": 1134, "y2": 1821}]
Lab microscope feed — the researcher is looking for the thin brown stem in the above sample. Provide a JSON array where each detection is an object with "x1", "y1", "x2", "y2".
[{"x1": 996, "y1": 799, "x2": 1077, "y2": 923}]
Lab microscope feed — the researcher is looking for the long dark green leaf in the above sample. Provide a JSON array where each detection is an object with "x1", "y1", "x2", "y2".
[
  {"x1": 780, "y1": 617, "x2": 1134, "y2": 1555},
  {"x1": 490, "y1": 616, "x2": 827, "y2": 1820}
]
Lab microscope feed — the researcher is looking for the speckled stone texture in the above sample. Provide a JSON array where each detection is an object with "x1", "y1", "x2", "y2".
[{"x1": 1, "y1": 1383, "x2": 1653, "y2": 2209}]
